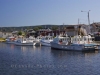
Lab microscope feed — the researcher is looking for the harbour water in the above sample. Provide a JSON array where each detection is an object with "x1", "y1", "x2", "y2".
[{"x1": 0, "y1": 43, "x2": 100, "y2": 75}]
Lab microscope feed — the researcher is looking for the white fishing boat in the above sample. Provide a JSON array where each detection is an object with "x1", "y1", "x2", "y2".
[
  {"x1": 35, "y1": 36, "x2": 42, "y2": 42},
  {"x1": 93, "y1": 42, "x2": 100, "y2": 50},
  {"x1": 6, "y1": 36, "x2": 17, "y2": 44},
  {"x1": 14, "y1": 36, "x2": 40, "y2": 46},
  {"x1": 51, "y1": 35, "x2": 97, "y2": 51},
  {"x1": 40, "y1": 36, "x2": 53, "y2": 46}
]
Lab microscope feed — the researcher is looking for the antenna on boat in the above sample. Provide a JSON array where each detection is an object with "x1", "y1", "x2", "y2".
[
  {"x1": 78, "y1": 18, "x2": 79, "y2": 25},
  {"x1": 45, "y1": 25, "x2": 46, "y2": 36},
  {"x1": 59, "y1": 25, "x2": 60, "y2": 36},
  {"x1": 77, "y1": 18, "x2": 80, "y2": 36},
  {"x1": 63, "y1": 23, "x2": 65, "y2": 36}
]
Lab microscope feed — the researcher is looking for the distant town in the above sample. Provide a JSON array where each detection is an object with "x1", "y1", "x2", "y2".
[{"x1": 0, "y1": 22, "x2": 100, "y2": 38}]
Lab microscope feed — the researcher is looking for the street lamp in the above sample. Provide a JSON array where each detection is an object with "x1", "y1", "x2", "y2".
[{"x1": 81, "y1": 10, "x2": 91, "y2": 34}]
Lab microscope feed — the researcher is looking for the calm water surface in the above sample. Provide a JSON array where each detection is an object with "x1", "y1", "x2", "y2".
[{"x1": 0, "y1": 43, "x2": 100, "y2": 75}]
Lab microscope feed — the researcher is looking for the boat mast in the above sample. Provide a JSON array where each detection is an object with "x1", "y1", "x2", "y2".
[{"x1": 45, "y1": 25, "x2": 46, "y2": 36}]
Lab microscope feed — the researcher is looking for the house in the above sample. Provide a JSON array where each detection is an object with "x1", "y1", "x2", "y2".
[
  {"x1": 90, "y1": 22, "x2": 100, "y2": 33},
  {"x1": 12, "y1": 31, "x2": 18, "y2": 36},
  {"x1": 37, "y1": 28, "x2": 52, "y2": 36},
  {"x1": 64, "y1": 24, "x2": 90, "y2": 36},
  {"x1": 0, "y1": 32, "x2": 3, "y2": 38},
  {"x1": 25, "y1": 29, "x2": 36, "y2": 37},
  {"x1": 65, "y1": 25, "x2": 77, "y2": 36},
  {"x1": 0, "y1": 32, "x2": 12, "y2": 38}
]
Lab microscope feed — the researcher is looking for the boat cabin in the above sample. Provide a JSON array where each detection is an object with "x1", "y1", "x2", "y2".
[
  {"x1": 71, "y1": 35, "x2": 93, "y2": 44},
  {"x1": 53, "y1": 36, "x2": 69, "y2": 45},
  {"x1": 41, "y1": 36, "x2": 53, "y2": 41}
]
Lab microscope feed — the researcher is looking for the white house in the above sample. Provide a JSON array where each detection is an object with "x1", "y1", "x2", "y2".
[{"x1": 0, "y1": 32, "x2": 12, "y2": 38}]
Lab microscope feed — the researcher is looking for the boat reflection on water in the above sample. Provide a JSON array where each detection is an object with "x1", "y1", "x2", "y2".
[
  {"x1": 1, "y1": 42, "x2": 100, "y2": 58},
  {"x1": 1, "y1": 42, "x2": 100, "y2": 75},
  {"x1": 19, "y1": 45, "x2": 42, "y2": 51},
  {"x1": 10, "y1": 44, "x2": 15, "y2": 50},
  {"x1": 50, "y1": 50, "x2": 68, "y2": 58},
  {"x1": 0, "y1": 42, "x2": 8, "y2": 48},
  {"x1": 51, "y1": 48, "x2": 100, "y2": 58}
]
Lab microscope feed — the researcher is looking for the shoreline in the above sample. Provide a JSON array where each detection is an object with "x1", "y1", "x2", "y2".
[{"x1": 0, "y1": 38, "x2": 6, "y2": 42}]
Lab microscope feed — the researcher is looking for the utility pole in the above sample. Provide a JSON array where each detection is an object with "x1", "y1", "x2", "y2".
[{"x1": 88, "y1": 11, "x2": 90, "y2": 26}]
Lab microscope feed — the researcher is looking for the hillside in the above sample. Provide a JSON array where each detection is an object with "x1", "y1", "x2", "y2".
[{"x1": 0, "y1": 25, "x2": 66, "y2": 32}]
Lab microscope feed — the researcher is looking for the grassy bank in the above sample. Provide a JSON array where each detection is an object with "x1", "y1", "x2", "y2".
[{"x1": 0, "y1": 38, "x2": 6, "y2": 42}]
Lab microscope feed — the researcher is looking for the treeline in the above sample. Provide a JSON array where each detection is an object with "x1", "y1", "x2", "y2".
[{"x1": 0, "y1": 25, "x2": 66, "y2": 32}]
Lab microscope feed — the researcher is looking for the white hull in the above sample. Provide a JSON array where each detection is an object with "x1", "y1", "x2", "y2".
[
  {"x1": 14, "y1": 42, "x2": 41, "y2": 46},
  {"x1": 96, "y1": 45, "x2": 100, "y2": 50},
  {"x1": 14, "y1": 42, "x2": 34, "y2": 46},
  {"x1": 40, "y1": 36, "x2": 53, "y2": 46},
  {"x1": 34, "y1": 42, "x2": 41, "y2": 46},
  {"x1": 51, "y1": 42, "x2": 95, "y2": 51},
  {"x1": 40, "y1": 41, "x2": 51, "y2": 46}
]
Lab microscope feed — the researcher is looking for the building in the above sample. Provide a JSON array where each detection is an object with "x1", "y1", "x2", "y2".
[
  {"x1": 65, "y1": 25, "x2": 77, "y2": 36},
  {"x1": 64, "y1": 24, "x2": 90, "y2": 36},
  {"x1": 90, "y1": 22, "x2": 100, "y2": 33},
  {"x1": 0, "y1": 32, "x2": 12, "y2": 38},
  {"x1": 25, "y1": 29, "x2": 36, "y2": 37},
  {"x1": 36, "y1": 24, "x2": 90, "y2": 37},
  {"x1": 12, "y1": 31, "x2": 18, "y2": 36},
  {"x1": 37, "y1": 28, "x2": 52, "y2": 36}
]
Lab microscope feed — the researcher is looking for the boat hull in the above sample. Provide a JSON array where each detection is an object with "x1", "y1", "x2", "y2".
[
  {"x1": 14, "y1": 41, "x2": 41, "y2": 46},
  {"x1": 51, "y1": 42, "x2": 95, "y2": 51},
  {"x1": 34, "y1": 42, "x2": 41, "y2": 46},
  {"x1": 40, "y1": 41, "x2": 51, "y2": 46},
  {"x1": 14, "y1": 42, "x2": 34, "y2": 46}
]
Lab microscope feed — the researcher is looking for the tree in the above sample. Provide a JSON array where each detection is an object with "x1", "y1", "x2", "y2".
[
  {"x1": 33, "y1": 27, "x2": 39, "y2": 31},
  {"x1": 52, "y1": 26, "x2": 58, "y2": 30},
  {"x1": 38, "y1": 26, "x2": 43, "y2": 29},
  {"x1": 17, "y1": 31, "x2": 22, "y2": 35}
]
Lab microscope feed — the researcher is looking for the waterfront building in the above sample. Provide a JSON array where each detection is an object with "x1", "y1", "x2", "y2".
[
  {"x1": 37, "y1": 28, "x2": 65, "y2": 36},
  {"x1": 90, "y1": 22, "x2": 100, "y2": 33},
  {"x1": 0, "y1": 31, "x2": 12, "y2": 38},
  {"x1": 65, "y1": 24, "x2": 89, "y2": 36}
]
